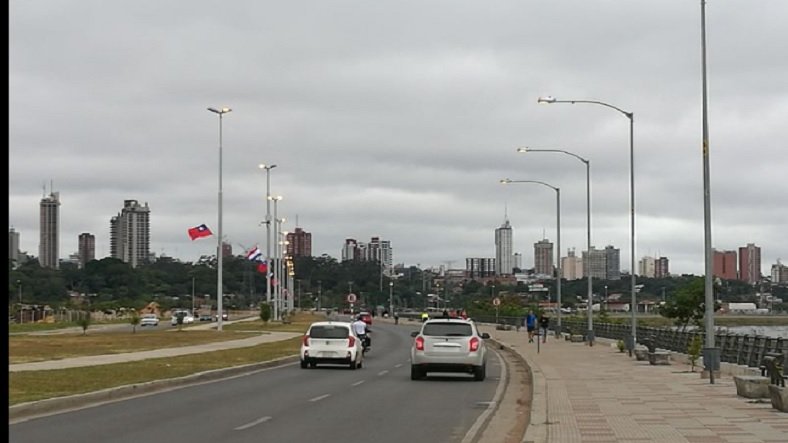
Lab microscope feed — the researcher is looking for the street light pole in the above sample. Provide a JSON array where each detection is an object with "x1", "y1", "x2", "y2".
[
  {"x1": 700, "y1": 0, "x2": 718, "y2": 384},
  {"x1": 389, "y1": 281, "x2": 394, "y2": 318},
  {"x1": 518, "y1": 147, "x2": 594, "y2": 345},
  {"x1": 537, "y1": 95, "x2": 636, "y2": 352},
  {"x1": 259, "y1": 164, "x2": 277, "y2": 310},
  {"x1": 270, "y1": 195, "x2": 283, "y2": 320},
  {"x1": 500, "y1": 178, "x2": 561, "y2": 335},
  {"x1": 207, "y1": 106, "x2": 231, "y2": 331}
]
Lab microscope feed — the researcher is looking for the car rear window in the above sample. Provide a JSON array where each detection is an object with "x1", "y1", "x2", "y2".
[
  {"x1": 422, "y1": 322, "x2": 473, "y2": 337},
  {"x1": 309, "y1": 325, "x2": 350, "y2": 339}
]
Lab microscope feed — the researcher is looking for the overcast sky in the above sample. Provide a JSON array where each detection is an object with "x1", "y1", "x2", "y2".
[{"x1": 9, "y1": 1, "x2": 788, "y2": 277}]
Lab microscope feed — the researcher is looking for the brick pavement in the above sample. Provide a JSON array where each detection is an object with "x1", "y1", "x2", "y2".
[{"x1": 481, "y1": 326, "x2": 788, "y2": 443}]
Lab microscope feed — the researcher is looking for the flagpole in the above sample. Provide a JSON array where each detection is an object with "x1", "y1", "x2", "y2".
[{"x1": 207, "y1": 106, "x2": 231, "y2": 331}]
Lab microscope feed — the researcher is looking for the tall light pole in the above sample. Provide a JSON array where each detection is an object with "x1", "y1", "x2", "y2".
[
  {"x1": 501, "y1": 178, "x2": 562, "y2": 335},
  {"x1": 518, "y1": 147, "x2": 594, "y2": 345},
  {"x1": 537, "y1": 95, "x2": 637, "y2": 352},
  {"x1": 207, "y1": 106, "x2": 231, "y2": 331},
  {"x1": 700, "y1": 0, "x2": 718, "y2": 384},
  {"x1": 389, "y1": 281, "x2": 394, "y2": 318},
  {"x1": 269, "y1": 195, "x2": 283, "y2": 320},
  {"x1": 259, "y1": 164, "x2": 277, "y2": 310}
]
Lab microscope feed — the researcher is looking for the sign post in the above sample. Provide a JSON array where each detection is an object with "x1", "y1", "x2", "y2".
[
  {"x1": 347, "y1": 293, "x2": 357, "y2": 315},
  {"x1": 493, "y1": 297, "x2": 501, "y2": 325}
]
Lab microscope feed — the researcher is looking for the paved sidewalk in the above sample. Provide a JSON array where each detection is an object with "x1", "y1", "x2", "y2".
[{"x1": 481, "y1": 326, "x2": 788, "y2": 443}]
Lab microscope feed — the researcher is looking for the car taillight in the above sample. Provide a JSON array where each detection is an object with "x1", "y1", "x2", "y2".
[
  {"x1": 415, "y1": 336, "x2": 424, "y2": 351},
  {"x1": 469, "y1": 336, "x2": 480, "y2": 352},
  {"x1": 348, "y1": 336, "x2": 356, "y2": 348},
  {"x1": 302, "y1": 335, "x2": 310, "y2": 347}
]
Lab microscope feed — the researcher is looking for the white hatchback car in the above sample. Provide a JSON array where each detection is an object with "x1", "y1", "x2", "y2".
[
  {"x1": 300, "y1": 321, "x2": 364, "y2": 370},
  {"x1": 139, "y1": 314, "x2": 159, "y2": 327},
  {"x1": 170, "y1": 311, "x2": 195, "y2": 326},
  {"x1": 410, "y1": 317, "x2": 490, "y2": 381}
]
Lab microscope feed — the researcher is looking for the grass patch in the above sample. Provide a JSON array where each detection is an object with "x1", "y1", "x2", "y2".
[{"x1": 9, "y1": 338, "x2": 301, "y2": 405}]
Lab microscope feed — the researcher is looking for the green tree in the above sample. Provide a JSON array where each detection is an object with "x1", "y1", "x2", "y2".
[
  {"x1": 77, "y1": 312, "x2": 91, "y2": 335},
  {"x1": 658, "y1": 277, "x2": 719, "y2": 331},
  {"x1": 259, "y1": 303, "x2": 271, "y2": 324},
  {"x1": 129, "y1": 311, "x2": 140, "y2": 334},
  {"x1": 687, "y1": 334, "x2": 703, "y2": 372}
]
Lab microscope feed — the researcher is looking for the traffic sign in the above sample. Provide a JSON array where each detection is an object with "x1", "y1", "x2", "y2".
[
  {"x1": 347, "y1": 293, "x2": 357, "y2": 303},
  {"x1": 493, "y1": 297, "x2": 501, "y2": 306}
]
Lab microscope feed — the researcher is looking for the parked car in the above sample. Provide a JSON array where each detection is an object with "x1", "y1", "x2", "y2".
[
  {"x1": 213, "y1": 313, "x2": 229, "y2": 321},
  {"x1": 410, "y1": 317, "x2": 490, "y2": 381},
  {"x1": 170, "y1": 311, "x2": 195, "y2": 326},
  {"x1": 139, "y1": 314, "x2": 159, "y2": 327},
  {"x1": 199, "y1": 314, "x2": 213, "y2": 322},
  {"x1": 300, "y1": 321, "x2": 364, "y2": 370}
]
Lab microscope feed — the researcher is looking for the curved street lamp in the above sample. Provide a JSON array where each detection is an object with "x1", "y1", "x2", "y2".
[
  {"x1": 259, "y1": 163, "x2": 278, "y2": 308},
  {"x1": 207, "y1": 106, "x2": 231, "y2": 331},
  {"x1": 501, "y1": 178, "x2": 562, "y2": 334},
  {"x1": 517, "y1": 147, "x2": 594, "y2": 345},
  {"x1": 537, "y1": 95, "x2": 637, "y2": 353}
]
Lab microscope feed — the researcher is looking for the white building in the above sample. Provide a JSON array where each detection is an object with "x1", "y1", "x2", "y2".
[{"x1": 495, "y1": 216, "x2": 514, "y2": 276}]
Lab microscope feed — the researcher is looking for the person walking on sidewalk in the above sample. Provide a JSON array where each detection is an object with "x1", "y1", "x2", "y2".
[
  {"x1": 539, "y1": 313, "x2": 550, "y2": 343},
  {"x1": 525, "y1": 310, "x2": 537, "y2": 343}
]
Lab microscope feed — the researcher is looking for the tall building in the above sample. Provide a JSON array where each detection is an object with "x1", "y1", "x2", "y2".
[
  {"x1": 466, "y1": 257, "x2": 496, "y2": 278},
  {"x1": 534, "y1": 239, "x2": 554, "y2": 277},
  {"x1": 604, "y1": 245, "x2": 621, "y2": 280},
  {"x1": 713, "y1": 249, "x2": 738, "y2": 280},
  {"x1": 655, "y1": 257, "x2": 670, "y2": 278},
  {"x1": 513, "y1": 252, "x2": 523, "y2": 271},
  {"x1": 738, "y1": 243, "x2": 761, "y2": 284},
  {"x1": 639, "y1": 256, "x2": 656, "y2": 278},
  {"x1": 341, "y1": 236, "x2": 392, "y2": 269},
  {"x1": 561, "y1": 248, "x2": 583, "y2": 280},
  {"x1": 771, "y1": 260, "x2": 788, "y2": 284},
  {"x1": 110, "y1": 200, "x2": 150, "y2": 268},
  {"x1": 9, "y1": 227, "x2": 20, "y2": 266},
  {"x1": 77, "y1": 233, "x2": 95, "y2": 268},
  {"x1": 39, "y1": 190, "x2": 61, "y2": 269},
  {"x1": 495, "y1": 216, "x2": 514, "y2": 276},
  {"x1": 286, "y1": 227, "x2": 312, "y2": 257},
  {"x1": 583, "y1": 246, "x2": 607, "y2": 280}
]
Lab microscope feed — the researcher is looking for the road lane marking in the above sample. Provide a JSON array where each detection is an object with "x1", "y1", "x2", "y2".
[
  {"x1": 351, "y1": 380, "x2": 365, "y2": 387},
  {"x1": 377, "y1": 370, "x2": 389, "y2": 376},
  {"x1": 309, "y1": 394, "x2": 330, "y2": 402},
  {"x1": 394, "y1": 363, "x2": 403, "y2": 368},
  {"x1": 235, "y1": 416, "x2": 272, "y2": 430}
]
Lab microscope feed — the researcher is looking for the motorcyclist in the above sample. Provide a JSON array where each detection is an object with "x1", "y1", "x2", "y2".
[{"x1": 352, "y1": 315, "x2": 370, "y2": 351}]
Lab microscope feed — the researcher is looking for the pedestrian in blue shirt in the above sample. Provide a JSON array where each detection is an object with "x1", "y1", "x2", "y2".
[{"x1": 526, "y1": 310, "x2": 537, "y2": 343}]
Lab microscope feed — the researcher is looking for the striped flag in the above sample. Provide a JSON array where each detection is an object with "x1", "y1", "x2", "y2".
[{"x1": 246, "y1": 246, "x2": 263, "y2": 262}]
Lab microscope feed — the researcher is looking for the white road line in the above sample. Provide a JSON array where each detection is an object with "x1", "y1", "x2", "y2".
[
  {"x1": 309, "y1": 394, "x2": 331, "y2": 402},
  {"x1": 394, "y1": 363, "x2": 403, "y2": 368},
  {"x1": 377, "y1": 370, "x2": 389, "y2": 376},
  {"x1": 234, "y1": 416, "x2": 272, "y2": 430},
  {"x1": 351, "y1": 380, "x2": 365, "y2": 387}
]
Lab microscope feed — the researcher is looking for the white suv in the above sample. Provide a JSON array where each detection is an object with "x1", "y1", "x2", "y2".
[
  {"x1": 170, "y1": 310, "x2": 195, "y2": 326},
  {"x1": 410, "y1": 317, "x2": 490, "y2": 381},
  {"x1": 300, "y1": 321, "x2": 363, "y2": 370}
]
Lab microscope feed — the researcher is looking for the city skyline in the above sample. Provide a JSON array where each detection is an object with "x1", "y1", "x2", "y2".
[{"x1": 9, "y1": 1, "x2": 787, "y2": 276}]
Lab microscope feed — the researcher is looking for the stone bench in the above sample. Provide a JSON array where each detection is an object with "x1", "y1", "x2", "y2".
[
  {"x1": 634, "y1": 347, "x2": 649, "y2": 361},
  {"x1": 570, "y1": 334, "x2": 584, "y2": 343},
  {"x1": 769, "y1": 385, "x2": 788, "y2": 412},
  {"x1": 733, "y1": 375, "x2": 771, "y2": 399},
  {"x1": 649, "y1": 351, "x2": 671, "y2": 365}
]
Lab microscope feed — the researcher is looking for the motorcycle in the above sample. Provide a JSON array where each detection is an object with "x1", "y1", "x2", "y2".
[{"x1": 358, "y1": 331, "x2": 371, "y2": 353}]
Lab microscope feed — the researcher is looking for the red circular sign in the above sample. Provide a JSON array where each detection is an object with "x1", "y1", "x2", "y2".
[
  {"x1": 493, "y1": 297, "x2": 501, "y2": 306},
  {"x1": 347, "y1": 293, "x2": 357, "y2": 303}
]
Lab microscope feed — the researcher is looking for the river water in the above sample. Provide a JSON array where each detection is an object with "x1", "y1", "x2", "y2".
[{"x1": 716, "y1": 325, "x2": 788, "y2": 339}]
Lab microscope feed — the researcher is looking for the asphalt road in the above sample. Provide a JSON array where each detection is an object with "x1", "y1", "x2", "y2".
[{"x1": 9, "y1": 322, "x2": 506, "y2": 443}]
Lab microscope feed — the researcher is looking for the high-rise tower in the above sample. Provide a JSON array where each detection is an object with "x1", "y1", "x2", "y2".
[
  {"x1": 39, "y1": 188, "x2": 61, "y2": 269},
  {"x1": 534, "y1": 239, "x2": 554, "y2": 277},
  {"x1": 495, "y1": 215, "x2": 514, "y2": 276},
  {"x1": 738, "y1": 243, "x2": 761, "y2": 284},
  {"x1": 110, "y1": 200, "x2": 150, "y2": 268}
]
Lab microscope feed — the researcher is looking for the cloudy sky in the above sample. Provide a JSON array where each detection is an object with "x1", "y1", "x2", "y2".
[{"x1": 9, "y1": 1, "x2": 788, "y2": 277}]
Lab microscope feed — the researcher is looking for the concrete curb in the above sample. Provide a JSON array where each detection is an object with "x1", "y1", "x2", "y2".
[{"x1": 9, "y1": 355, "x2": 299, "y2": 422}]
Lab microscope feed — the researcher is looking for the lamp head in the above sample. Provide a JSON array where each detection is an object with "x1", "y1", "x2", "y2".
[
  {"x1": 500, "y1": 178, "x2": 512, "y2": 184},
  {"x1": 207, "y1": 107, "x2": 233, "y2": 115},
  {"x1": 516, "y1": 147, "x2": 530, "y2": 153},
  {"x1": 259, "y1": 163, "x2": 278, "y2": 170},
  {"x1": 537, "y1": 96, "x2": 556, "y2": 104}
]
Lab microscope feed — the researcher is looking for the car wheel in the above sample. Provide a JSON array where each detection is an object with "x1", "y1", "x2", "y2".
[
  {"x1": 349, "y1": 360, "x2": 357, "y2": 370},
  {"x1": 309, "y1": 362, "x2": 317, "y2": 368},
  {"x1": 300, "y1": 360, "x2": 308, "y2": 369},
  {"x1": 357, "y1": 359, "x2": 363, "y2": 369},
  {"x1": 473, "y1": 364, "x2": 486, "y2": 381},
  {"x1": 410, "y1": 365, "x2": 424, "y2": 380}
]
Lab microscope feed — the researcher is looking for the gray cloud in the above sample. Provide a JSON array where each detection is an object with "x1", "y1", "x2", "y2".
[{"x1": 10, "y1": 0, "x2": 788, "y2": 276}]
